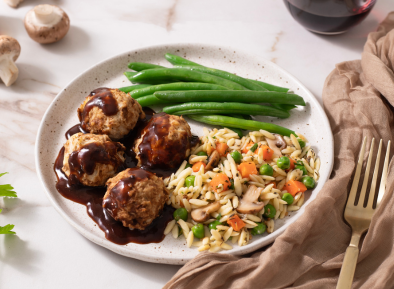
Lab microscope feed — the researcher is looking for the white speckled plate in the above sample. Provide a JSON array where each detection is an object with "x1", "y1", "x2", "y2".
[{"x1": 35, "y1": 43, "x2": 333, "y2": 265}]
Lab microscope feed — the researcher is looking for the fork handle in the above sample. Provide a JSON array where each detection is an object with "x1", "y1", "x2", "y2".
[{"x1": 336, "y1": 234, "x2": 360, "y2": 289}]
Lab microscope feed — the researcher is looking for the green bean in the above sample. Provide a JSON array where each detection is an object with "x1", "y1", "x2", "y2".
[
  {"x1": 154, "y1": 90, "x2": 306, "y2": 106},
  {"x1": 250, "y1": 79, "x2": 289, "y2": 93},
  {"x1": 175, "y1": 65, "x2": 267, "y2": 91},
  {"x1": 125, "y1": 71, "x2": 138, "y2": 78},
  {"x1": 128, "y1": 62, "x2": 164, "y2": 71},
  {"x1": 130, "y1": 82, "x2": 228, "y2": 99},
  {"x1": 240, "y1": 115, "x2": 253, "y2": 120},
  {"x1": 188, "y1": 115, "x2": 295, "y2": 137},
  {"x1": 225, "y1": 115, "x2": 246, "y2": 137},
  {"x1": 165, "y1": 54, "x2": 286, "y2": 92},
  {"x1": 124, "y1": 71, "x2": 174, "y2": 84},
  {"x1": 129, "y1": 68, "x2": 248, "y2": 90},
  {"x1": 136, "y1": 94, "x2": 176, "y2": 107},
  {"x1": 164, "y1": 54, "x2": 290, "y2": 93},
  {"x1": 118, "y1": 84, "x2": 152, "y2": 93},
  {"x1": 271, "y1": 103, "x2": 297, "y2": 111},
  {"x1": 162, "y1": 102, "x2": 290, "y2": 118},
  {"x1": 165, "y1": 53, "x2": 202, "y2": 66}
]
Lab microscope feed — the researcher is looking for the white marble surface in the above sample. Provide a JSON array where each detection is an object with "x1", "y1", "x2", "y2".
[{"x1": 0, "y1": 0, "x2": 392, "y2": 288}]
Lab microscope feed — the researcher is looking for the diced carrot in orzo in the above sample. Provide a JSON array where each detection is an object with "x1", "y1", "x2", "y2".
[
  {"x1": 238, "y1": 162, "x2": 258, "y2": 178},
  {"x1": 210, "y1": 173, "x2": 231, "y2": 192},
  {"x1": 260, "y1": 145, "x2": 274, "y2": 161},
  {"x1": 242, "y1": 142, "x2": 255, "y2": 154},
  {"x1": 227, "y1": 214, "x2": 245, "y2": 231},
  {"x1": 288, "y1": 158, "x2": 297, "y2": 171},
  {"x1": 267, "y1": 181, "x2": 277, "y2": 189},
  {"x1": 192, "y1": 161, "x2": 206, "y2": 172},
  {"x1": 216, "y1": 142, "x2": 229, "y2": 157},
  {"x1": 284, "y1": 179, "x2": 307, "y2": 196}
]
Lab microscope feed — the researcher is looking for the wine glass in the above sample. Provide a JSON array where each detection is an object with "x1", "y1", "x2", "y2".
[{"x1": 283, "y1": 0, "x2": 377, "y2": 35}]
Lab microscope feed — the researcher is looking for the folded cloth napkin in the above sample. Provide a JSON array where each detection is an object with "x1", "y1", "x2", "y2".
[{"x1": 164, "y1": 12, "x2": 394, "y2": 289}]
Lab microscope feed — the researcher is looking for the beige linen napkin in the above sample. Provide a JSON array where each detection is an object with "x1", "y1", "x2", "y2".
[{"x1": 165, "y1": 12, "x2": 394, "y2": 289}]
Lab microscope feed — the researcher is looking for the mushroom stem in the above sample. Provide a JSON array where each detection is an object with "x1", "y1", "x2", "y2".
[
  {"x1": 33, "y1": 5, "x2": 60, "y2": 26},
  {"x1": 0, "y1": 58, "x2": 18, "y2": 86}
]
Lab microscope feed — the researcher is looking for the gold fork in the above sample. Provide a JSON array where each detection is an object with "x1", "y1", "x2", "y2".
[{"x1": 336, "y1": 138, "x2": 391, "y2": 289}]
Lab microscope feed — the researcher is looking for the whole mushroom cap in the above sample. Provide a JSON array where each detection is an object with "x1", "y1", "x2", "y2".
[
  {"x1": 0, "y1": 35, "x2": 21, "y2": 86},
  {"x1": 0, "y1": 35, "x2": 21, "y2": 62},
  {"x1": 24, "y1": 4, "x2": 70, "y2": 44}
]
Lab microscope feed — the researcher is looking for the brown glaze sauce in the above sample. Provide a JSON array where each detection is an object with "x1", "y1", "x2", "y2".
[
  {"x1": 103, "y1": 168, "x2": 154, "y2": 217},
  {"x1": 55, "y1": 147, "x2": 174, "y2": 244},
  {"x1": 65, "y1": 124, "x2": 85, "y2": 139},
  {"x1": 54, "y1": 107, "x2": 186, "y2": 245},
  {"x1": 68, "y1": 141, "x2": 124, "y2": 185},
  {"x1": 78, "y1": 88, "x2": 119, "y2": 132},
  {"x1": 138, "y1": 112, "x2": 193, "y2": 172}
]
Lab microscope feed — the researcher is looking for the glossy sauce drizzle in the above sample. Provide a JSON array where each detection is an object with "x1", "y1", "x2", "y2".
[
  {"x1": 68, "y1": 142, "x2": 124, "y2": 185},
  {"x1": 103, "y1": 168, "x2": 153, "y2": 219},
  {"x1": 78, "y1": 88, "x2": 119, "y2": 132},
  {"x1": 54, "y1": 108, "x2": 178, "y2": 245},
  {"x1": 138, "y1": 112, "x2": 192, "y2": 171}
]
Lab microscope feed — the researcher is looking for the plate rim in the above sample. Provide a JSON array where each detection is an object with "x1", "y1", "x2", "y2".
[{"x1": 35, "y1": 42, "x2": 334, "y2": 264}]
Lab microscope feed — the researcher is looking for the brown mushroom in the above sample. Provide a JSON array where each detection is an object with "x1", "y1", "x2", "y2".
[
  {"x1": 24, "y1": 5, "x2": 70, "y2": 44},
  {"x1": 4, "y1": 0, "x2": 23, "y2": 8},
  {"x1": 266, "y1": 134, "x2": 286, "y2": 157},
  {"x1": 274, "y1": 134, "x2": 286, "y2": 150},
  {"x1": 205, "y1": 150, "x2": 220, "y2": 171},
  {"x1": 191, "y1": 201, "x2": 220, "y2": 222},
  {"x1": 236, "y1": 185, "x2": 265, "y2": 214},
  {"x1": 0, "y1": 35, "x2": 21, "y2": 87}
]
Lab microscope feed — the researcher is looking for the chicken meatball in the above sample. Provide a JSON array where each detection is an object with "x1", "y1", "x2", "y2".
[
  {"x1": 133, "y1": 113, "x2": 192, "y2": 169},
  {"x1": 78, "y1": 87, "x2": 145, "y2": 140},
  {"x1": 62, "y1": 133, "x2": 125, "y2": 186},
  {"x1": 103, "y1": 168, "x2": 169, "y2": 230}
]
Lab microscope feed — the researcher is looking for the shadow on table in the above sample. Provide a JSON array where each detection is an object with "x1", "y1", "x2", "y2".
[
  {"x1": 0, "y1": 234, "x2": 40, "y2": 275},
  {"x1": 87, "y1": 239, "x2": 181, "y2": 284},
  {"x1": 14, "y1": 0, "x2": 65, "y2": 9},
  {"x1": 0, "y1": 16, "x2": 25, "y2": 37},
  {"x1": 0, "y1": 198, "x2": 40, "y2": 276},
  {"x1": 0, "y1": 15, "x2": 90, "y2": 55},
  {"x1": 39, "y1": 26, "x2": 91, "y2": 55},
  {"x1": 311, "y1": 10, "x2": 381, "y2": 54}
]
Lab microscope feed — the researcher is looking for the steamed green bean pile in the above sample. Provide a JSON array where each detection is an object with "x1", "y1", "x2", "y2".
[{"x1": 119, "y1": 53, "x2": 305, "y2": 136}]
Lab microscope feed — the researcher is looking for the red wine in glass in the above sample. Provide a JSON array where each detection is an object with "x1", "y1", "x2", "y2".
[{"x1": 283, "y1": 0, "x2": 377, "y2": 34}]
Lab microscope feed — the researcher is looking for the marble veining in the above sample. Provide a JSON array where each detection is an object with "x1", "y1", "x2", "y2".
[{"x1": 0, "y1": 0, "x2": 392, "y2": 288}]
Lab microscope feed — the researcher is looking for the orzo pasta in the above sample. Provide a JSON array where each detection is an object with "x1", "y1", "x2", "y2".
[{"x1": 164, "y1": 127, "x2": 320, "y2": 252}]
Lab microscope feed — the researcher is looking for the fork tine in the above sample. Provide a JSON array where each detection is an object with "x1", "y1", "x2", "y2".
[
  {"x1": 366, "y1": 139, "x2": 382, "y2": 209},
  {"x1": 376, "y1": 140, "x2": 391, "y2": 206},
  {"x1": 358, "y1": 138, "x2": 375, "y2": 206},
  {"x1": 347, "y1": 137, "x2": 367, "y2": 206}
]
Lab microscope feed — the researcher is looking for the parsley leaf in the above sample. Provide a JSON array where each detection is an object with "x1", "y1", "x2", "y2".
[
  {"x1": 0, "y1": 173, "x2": 17, "y2": 198},
  {"x1": 0, "y1": 224, "x2": 16, "y2": 235},
  {"x1": 0, "y1": 172, "x2": 17, "y2": 235}
]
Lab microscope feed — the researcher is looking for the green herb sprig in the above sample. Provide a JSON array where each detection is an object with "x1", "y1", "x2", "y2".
[{"x1": 0, "y1": 172, "x2": 17, "y2": 235}]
